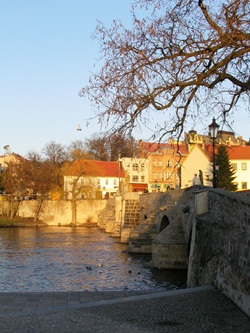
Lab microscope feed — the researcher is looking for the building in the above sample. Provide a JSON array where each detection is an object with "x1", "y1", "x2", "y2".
[
  {"x1": 228, "y1": 146, "x2": 250, "y2": 191},
  {"x1": 180, "y1": 144, "x2": 212, "y2": 188},
  {"x1": 63, "y1": 159, "x2": 125, "y2": 199},
  {"x1": 121, "y1": 157, "x2": 148, "y2": 193},
  {"x1": 0, "y1": 153, "x2": 24, "y2": 173},
  {"x1": 138, "y1": 141, "x2": 188, "y2": 192},
  {"x1": 185, "y1": 129, "x2": 247, "y2": 148}
]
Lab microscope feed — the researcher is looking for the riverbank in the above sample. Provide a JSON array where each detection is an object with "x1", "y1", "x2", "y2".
[{"x1": 0, "y1": 215, "x2": 47, "y2": 227}]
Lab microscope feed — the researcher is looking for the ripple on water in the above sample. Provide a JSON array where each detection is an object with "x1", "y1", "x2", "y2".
[{"x1": 0, "y1": 226, "x2": 187, "y2": 292}]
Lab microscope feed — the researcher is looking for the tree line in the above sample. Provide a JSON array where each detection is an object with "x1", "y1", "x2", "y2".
[
  {"x1": 0, "y1": 132, "x2": 137, "y2": 219},
  {"x1": 0, "y1": 140, "x2": 237, "y2": 221},
  {"x1": 27, "y1": 132, "x2": 138, "y2": 164}
]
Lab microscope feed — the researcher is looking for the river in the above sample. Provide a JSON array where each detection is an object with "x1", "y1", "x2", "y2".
[{"x1": 0, "y1": 227, "x2": 187, "y2": 292}]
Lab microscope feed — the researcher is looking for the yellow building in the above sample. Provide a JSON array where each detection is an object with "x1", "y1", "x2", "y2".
[{"x1": 179, "y1": 145, "x2": 212, "y2": 188}]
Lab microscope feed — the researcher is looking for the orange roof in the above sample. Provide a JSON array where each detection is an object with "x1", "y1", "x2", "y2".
[
  {"x1": 227, "y1": 146, "x2": 250, "y2": 160},
  {"x1": 65, "y1": 159, "x2": 125, "y2": 178}
]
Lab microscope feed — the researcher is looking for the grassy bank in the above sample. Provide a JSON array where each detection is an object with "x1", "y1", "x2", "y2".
[{"x1": 0, "y1": 215, "x2": 47, "y2": 227}]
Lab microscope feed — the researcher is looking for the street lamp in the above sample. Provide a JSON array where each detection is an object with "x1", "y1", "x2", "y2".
[
  {"x1": 118, "y1": 154, "x2": 122, "y2": 195},
  {"x1": 208, "y1": 118, "x2": 219, "y2": 188}
]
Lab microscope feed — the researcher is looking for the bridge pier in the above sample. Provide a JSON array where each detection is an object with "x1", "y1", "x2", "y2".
[{"x1": 152, "y1": 220, "x2": 188, "y2": 269}]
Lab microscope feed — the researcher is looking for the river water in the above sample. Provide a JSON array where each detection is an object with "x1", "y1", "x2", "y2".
[{"x1": 0, "y1": 227, "x2": 187, "y2": 292}]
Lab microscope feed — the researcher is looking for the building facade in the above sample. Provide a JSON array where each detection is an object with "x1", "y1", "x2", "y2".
[
  {"x1": 121, "y1": 157, "x2": 148, "y2": 193},
  {"x1": 63, "y1": 159, "x2": 125, "y2": 199},
  {"x1": 228, "y1": 146, "x2": 250, "y2": 191},
  {"x1": 180, "y1": 145, "x2": 212, "y2": 188},
  {"x1": 138, "y1": 141, "x2": 188, "y2": 192}
]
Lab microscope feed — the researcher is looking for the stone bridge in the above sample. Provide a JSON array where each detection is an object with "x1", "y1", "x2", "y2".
[{"x1": 99, "y1": 187, "x2": 250, "y2": 317}]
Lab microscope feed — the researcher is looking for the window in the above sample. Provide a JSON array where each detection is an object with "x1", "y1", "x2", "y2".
[
  {"x1": 152, "y1": 160, "x2": 157, "y2": 167},
  {"x1": 153, "y1": 172, "x2": 157, "y2": 179},
  {"x1": 242, "y1": 182, "x2": 247, "y2": 189},
  {"x1": 132, "y1": 175, "x2": 139, "y2": 182},
  {"x1": 141, "y1": 175, "x2": 145, "y2": 182},
  {"x1": 232, "y1": 163, "x2": 237, "y2": 171},
  {"x1": 233, "y1": 182, "x2": 238, "y2": 189},
  {"x1": 158, "y1": 160, "x2": 163, "y2": 167},
  {"x1": 166, "y1": 172, "x2": 172, "y2": 179},
  {"x1": 105, "y1": 179, "x2": 109, "y2": 186},
  {"x1": 114, "y1": 179, "x2": 117, "y2": 186},
  {"x1": 141, "y1": 163, "x2": 145, "y2": 171},
  {"x1": 166, "y1": 160, "x2": 172, "y2": 167},
  {"x1": 158, "y1": 172, "x2": 162, "y2": 179},
  {"x1": 132, "y1": 163, "x2": 139, "y2": 171},
  {"x1": 241, "y1": 163, "x2": 247, "y2": 170},
  {"x1": 97, "y1": 179, "x2": 100, "y2": 186},
  {"x1": 81, "y1": 178, "x2": 85, "y2": 184}
]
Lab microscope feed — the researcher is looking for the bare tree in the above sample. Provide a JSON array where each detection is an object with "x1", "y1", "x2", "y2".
[
  {"x1": 2, "y1": 160, "x2": 58, "y2": 220},
  {"x1": 84, "y1": 134, "x2": 109, "y2": 161},
  {"x1": 68, "y1": 140, "x2": 93, "y2": 160},
  {"x1": 80, "y1": 0, "x2": 250, "y2": 141},
  {"x1": 62, "y1": 160, "x2": 99, "y2": 224},
  {"x1": 28, "y1": 161, "x2": 58, "y2": 220},
  {"x1": 84, "y1": 132, "x2": 138, "y2": 160},
  {"x1": 26, "y1": 151, "x2": 43, "y2": 162},
  {"x1": 42, "y1": 141, "x2": 68, "y2": 165},
  {"x1": 2, "y1": 162, "x2": 26, "y2": 218}
]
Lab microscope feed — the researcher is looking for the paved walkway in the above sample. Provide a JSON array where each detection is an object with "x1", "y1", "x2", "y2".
[{"x1": 0, "y1": 286, "x2": 249, "y2": 332}]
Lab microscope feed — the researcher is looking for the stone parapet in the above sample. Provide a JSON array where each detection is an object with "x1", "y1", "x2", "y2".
[{"x1": 187, "y1": 189, "x2": 250, "y2": 317}]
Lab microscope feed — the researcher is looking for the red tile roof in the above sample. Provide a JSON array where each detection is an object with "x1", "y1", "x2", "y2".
[
  {"x1": 64, "y1": 159, "x2": 125, "y2": 178},
  {"x1": 227, "y1": 146, "x2": 250, "y2": 160}
]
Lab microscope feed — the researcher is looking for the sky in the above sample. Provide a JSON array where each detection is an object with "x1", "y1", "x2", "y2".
[{"x1": 1, "y1": 0, "x2": 250, "y2": 157}]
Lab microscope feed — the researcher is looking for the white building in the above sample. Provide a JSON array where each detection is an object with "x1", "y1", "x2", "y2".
[
  {"x1": 121, "y1": 157, "x2": 148, "y2": 192},
  {"x1": 228, "y1": 146, "x2": 250, "y2": 190},
  {"x1": 64, "y1": 159, "x2": 125, "y2": 199}
]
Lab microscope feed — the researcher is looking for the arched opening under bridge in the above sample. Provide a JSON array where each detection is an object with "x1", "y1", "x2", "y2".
[{"x1": 159, "y1": 215, "x2": 170, "y2": 233}]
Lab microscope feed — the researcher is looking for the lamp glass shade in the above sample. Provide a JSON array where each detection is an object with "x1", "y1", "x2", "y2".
[{"x1": 209, "y1": 118, "x2": 219, "y2": 139}]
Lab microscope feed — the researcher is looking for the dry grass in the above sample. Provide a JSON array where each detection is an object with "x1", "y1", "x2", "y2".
[{"x1": 0, "y1": 215, "x2": 47, "y2": 227}]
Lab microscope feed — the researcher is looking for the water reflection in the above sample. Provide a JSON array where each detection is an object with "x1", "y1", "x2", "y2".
[{"x1": 0, "y1": 227, "x2": 187, "y2": 292}]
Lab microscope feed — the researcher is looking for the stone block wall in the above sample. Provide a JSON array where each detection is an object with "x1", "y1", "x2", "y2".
[
  {"x1": 1, "y1": 199, "x2": 107, "y2": 226},
  {"x1": 152, "y1": 220, "x2": 188, "y2": 269},
  {"x1": 97, "y1": 198, "x2": 116, "y2": 231},
  {"x1": 128, "y1": 189, "x2": 193, "y2": 255},
  {"x1": 188, "y1": 189, "x2": 250, "y2": 317},
  {"x1": 120, "y1": 194, "x2": 140, "y2": 243}
]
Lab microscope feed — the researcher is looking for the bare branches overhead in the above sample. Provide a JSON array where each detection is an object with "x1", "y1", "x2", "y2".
[{"x1": 80, "y1": 0, "x2": 250, "y2": 141}]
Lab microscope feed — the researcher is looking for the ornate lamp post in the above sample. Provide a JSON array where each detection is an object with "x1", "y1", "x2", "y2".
[{"x1": 208, "y1": 118, "x2": 219, "y2": 188}]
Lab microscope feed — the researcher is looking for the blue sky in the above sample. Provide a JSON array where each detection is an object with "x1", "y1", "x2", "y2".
[{"x1": 1, "y1": 0, "x2": 249, "y2": 157}]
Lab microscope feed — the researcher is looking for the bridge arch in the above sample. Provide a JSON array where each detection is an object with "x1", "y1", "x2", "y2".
[
  {"x1": 156, "y1": 210, "x2": 171, "y2": 233},
  {"x1": 159, "y1": 215, "x2": 170, "y2": 233}
]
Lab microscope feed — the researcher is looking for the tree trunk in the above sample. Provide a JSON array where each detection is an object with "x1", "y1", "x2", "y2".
[
  {"x1": 71, "y1": 199, "x2": 77, "y2": 225},
  {"x1": 10, "y1": 200, "x2": 19, "y2": 219},
  {"x1": 34, "y1": 199, "x2": 44, "y2": 221}
]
